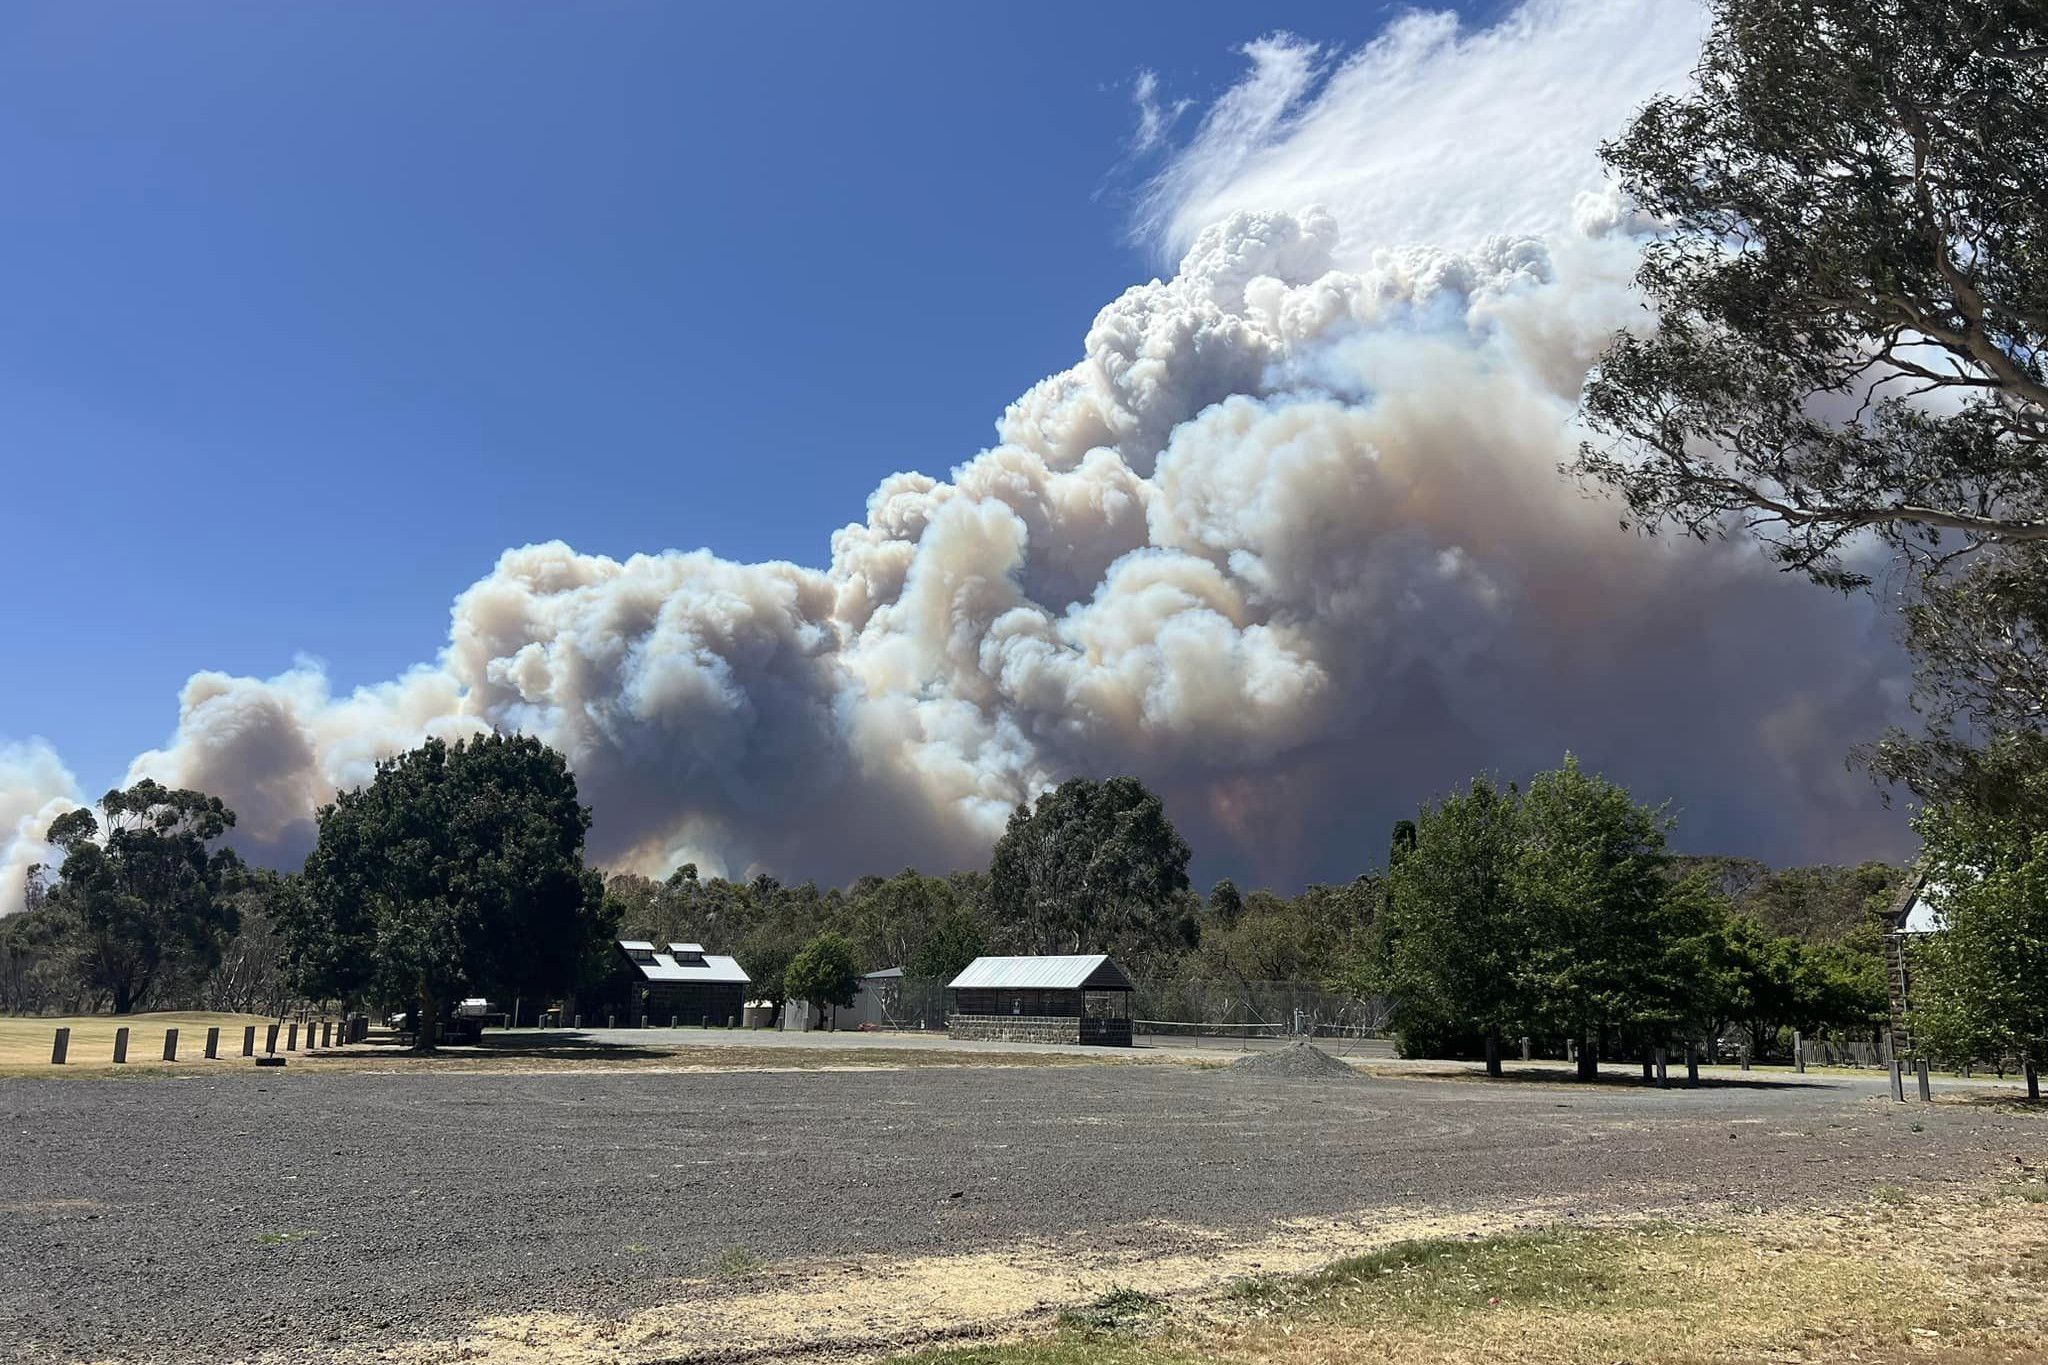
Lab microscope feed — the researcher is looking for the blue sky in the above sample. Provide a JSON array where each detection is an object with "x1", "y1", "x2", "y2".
[{"x1": 1, "y1": 0, "x2": 1460, "y2": 797}]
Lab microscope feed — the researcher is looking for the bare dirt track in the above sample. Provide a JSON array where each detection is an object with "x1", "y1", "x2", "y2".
[{"x1": 0, "y1": 1059, "x2": 2038, "y2": 1365}]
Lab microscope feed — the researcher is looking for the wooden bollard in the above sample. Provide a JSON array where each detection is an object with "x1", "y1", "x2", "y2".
[
  {"x1": 1889, "y1": 1059, "x2": 1905, "y2": 1101},
  {"x1": 1654, "y1": 1046, "x2": 1669, "y2": 1089},
  {"x1": 1916, "y1": 1058, "x2": 1933, "y2": 1102},
  {"x1": 286, "y1": 1022, "x2": 298, "y2": 1051},
  {"x1": 265, "y1": 1023, "x2": 279, "y2": 1055},
  {"x1": 670, "y1": 1014, "x2": 678, "y2": 1029},
  {"x1": 1793, "y1": 1031, "x2": 1806, "y2": 1074},
  {"x1": 51, "y1": 1027, "x2": 69, "y2": 1065},
  {"x1": 113, "y1": 1027, "x2": 130, "y2": 1064},
  {"x1": 606, "y1": 1014, "x2": 615, "y2": 1029},
  {"x1": 574, "y1": 1014, "x2": 583, "y2": 1029},
  {"x1": 243, "y1": 1025, "x2": 257, "y2": 1057},
  {"x1": 162, "y1": 1028, "x2": 179, "y2": 1062},
  {"x1": 727, "y1": 1015, "x2": 736, "y2": 1029},
  {"x1": 205, "y1": 1027, "x2": 220, "y2": 1059},
  {"x1": 321, "y1": 1021, "x2": 332, "y2": 1048},
  {"x1": 1685, "y1": 1041, "x2": 1699, "y2": 1087}
]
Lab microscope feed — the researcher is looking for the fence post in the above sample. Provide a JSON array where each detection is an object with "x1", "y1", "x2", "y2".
[
  {"x1": 265, "y1": 1023, "x2": 279, "y2": 1055},
  {"x1": 162, "y1": 1028, "x2": 178, "y2": 1062},
  {"x1": 1915, "y1": 1058, "x2": 1932, "y2": 1102},
  {"x1": 205, "y1": 1027, "x2": 220, "y2": 1059},
  {"x1": 51, "y1": 1027, "x2": 69, "y2": 1065},
  {"x1": 1889, "y1": 1059, "x2": 1905, "y2": 1101},
  {"x1": 1793, "y1": 1031, "x2": 1805, "y2": 1074},
  {"x1": 113, "y1": 1027, "x2": 129, "y2": 1064}
]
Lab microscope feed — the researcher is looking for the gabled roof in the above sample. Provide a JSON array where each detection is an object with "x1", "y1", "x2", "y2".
[
  {"x1": 1881, "y1": 870, "x2": 1945, "y2": 934},
  {"x1": 947, "y1": 954, "x2": 1132, "y2": 992},
  {"x1": 617, "y1": 940, "x2": 750, "y2": 984}
]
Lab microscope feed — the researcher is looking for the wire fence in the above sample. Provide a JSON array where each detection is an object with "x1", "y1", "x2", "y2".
[{"x1": 855, "y1": 976, "x2": 1390, "y2": 1039}]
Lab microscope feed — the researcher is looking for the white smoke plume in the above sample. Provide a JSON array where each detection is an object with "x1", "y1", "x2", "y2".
[
  {"x1": 0, "y1": 741, "x2": 81, "y2": 917},
  {"x1": 0, "y1": 0, "x2": 1917, "y2": 910}
]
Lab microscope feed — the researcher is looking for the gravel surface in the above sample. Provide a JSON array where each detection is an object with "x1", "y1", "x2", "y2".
[
  {"x1": 0, "y1": 1062, "x2": 2036, "y2": 1364},
  {"x1": 1223, "y1": 1042, "x2": 1365, "y2": 1081}
]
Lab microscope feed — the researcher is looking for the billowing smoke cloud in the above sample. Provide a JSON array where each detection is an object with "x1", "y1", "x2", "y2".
[
  {"x1": 0, "y1": 0, "x2": 1917, "y2": 911},
  {"x1": 0, "y1": 741, "x2": 81, "y2": 917}
]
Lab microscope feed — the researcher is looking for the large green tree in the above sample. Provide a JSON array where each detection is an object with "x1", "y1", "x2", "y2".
[
  {"x1": 39, "y1": 780, "x2": 243, "y2": 1014},
  {"x1": 1575, "y1": 0, "x2": 2048, "y2": 799},
  {"x1": 785, "y1": 931, "x2": 861, "y2": 1028},
  {"x1": 1515, "y1": 757, "x2": 1708, "y2": 1081},
  {"x1": 291, "y1": 733, "x2": 609, "y2": 1049},
  {"x1": 1908, "y1": 738, "x2": 2048, "y2": 1088},
  {"x1": 988, "y1": 776, "x2": 1193, "y2": 957},
  {"x1": 1375, "y1": 777, "x2": 1529, "y2": 1075}
]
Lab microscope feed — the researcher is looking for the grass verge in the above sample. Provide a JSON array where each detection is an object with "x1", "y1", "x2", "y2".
[{"x1": 890, "y1": 1185, "x2": 2048, "y2": 1365}]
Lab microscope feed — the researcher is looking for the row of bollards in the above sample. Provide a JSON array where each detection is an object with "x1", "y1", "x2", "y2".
[{"x1": 50, "y1": 1018, "x2": 353, "y2": 1066}]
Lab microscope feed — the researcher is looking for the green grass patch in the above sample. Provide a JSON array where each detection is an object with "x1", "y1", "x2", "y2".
[
  {"x1": 1056, "y1": 1286, "x2": 1170, "y2": 1335},
  {"x1": 712, "y1": 1245, "x2": 766, "y2": 1277},
  {"x1": 1229, "y1": 1227, "x2": 1647, "y2": 1321},
  {"x1": 256, "y1": 1230, "x2": 317, "y2": 1246}
]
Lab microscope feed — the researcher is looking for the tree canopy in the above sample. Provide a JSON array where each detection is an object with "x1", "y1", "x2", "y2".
[
  {"x1": 785, "y1": 931, "x2": 862, "y2": 1023},
  {"x1": 36, "y1": 780, "x2": 243, "y2": 1014},
  {"x1": 1908, "y1": 738, "x2": 2048, "y2": 1073},
  {"x1": 1576, "y1": 0, "x2": 2048, "y2": 803},
  {"x1": 988, "y1": 775, "x2": 1193, "y2": 958},
  {"x1": 290, "y1": 733, "x2": 609, "y2": 1048}
]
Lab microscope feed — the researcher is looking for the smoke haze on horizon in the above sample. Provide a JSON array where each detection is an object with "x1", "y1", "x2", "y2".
[{"x1": 0, "y1": 0, "x2": 1919, "y2": 914}]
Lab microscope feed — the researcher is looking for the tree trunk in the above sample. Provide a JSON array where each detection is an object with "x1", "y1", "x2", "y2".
[
  {"x1": 1641, "y1": 1046, "x2": 1655, "y2": 1083},
  {"x1": 112, "y1": 984, "x2": 133, "y2": 1016},
  {"x1": 1577, "y1": 1032, "x2": 1599, "y2": 1082},
  {"x1": 1484, "y1": 1033, "x2": 1502, "y2": 1078},
  {"x1": 414, "y1": 984, "x2": 441, "y2": 1053}
]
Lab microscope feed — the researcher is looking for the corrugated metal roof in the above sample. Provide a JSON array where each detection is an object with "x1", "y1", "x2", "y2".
[
  {"x1": 617, "y1": 941, "x2": 751, "y2": 984},
  {"x1": 863, "y1": 966, "x2": 904, "y2": 980},
  {"x1": 947, "y1": 955, "x2": 1130, "y2": 991}
]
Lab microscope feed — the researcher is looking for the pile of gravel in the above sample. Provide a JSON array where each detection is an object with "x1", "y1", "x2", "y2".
[{"x1": 1223, "y1": 1042, "x2": 1364, "y2": 1082}]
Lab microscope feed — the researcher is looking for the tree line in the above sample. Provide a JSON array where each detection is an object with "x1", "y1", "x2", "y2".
[{"x1": 4, "y1": 736, "x2": 1946, "y2": 1069}]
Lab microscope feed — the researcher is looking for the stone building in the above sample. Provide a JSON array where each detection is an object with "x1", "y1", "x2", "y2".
[{"x1": 945, "y1": 954, "x2": 1134, "y2": 1046}]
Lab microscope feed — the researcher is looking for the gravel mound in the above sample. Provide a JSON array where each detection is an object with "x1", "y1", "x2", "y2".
[{"x1": 1223, "y1": 1042, "x2": 1364, "y2": 1081}]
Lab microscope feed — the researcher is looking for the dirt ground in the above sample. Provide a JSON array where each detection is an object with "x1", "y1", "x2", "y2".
[{"x1": 1, "y1": 1054, "x2": 2041, "y2": 1365}]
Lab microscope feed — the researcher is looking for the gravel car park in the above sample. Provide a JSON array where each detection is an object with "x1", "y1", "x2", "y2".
[{"x1": 0, "y1": 1061, "x2": 2035, "y2": 1364}]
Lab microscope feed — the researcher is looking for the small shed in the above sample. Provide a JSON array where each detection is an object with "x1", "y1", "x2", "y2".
[
  {"x1": 946, "y1": 954, "x2": 1134, "y2": 1046},
  {"x1": 615, "y1": 941, "x2": 750, "y2": 1027}
]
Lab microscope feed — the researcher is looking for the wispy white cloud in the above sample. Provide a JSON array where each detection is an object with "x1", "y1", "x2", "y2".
[{"x1": 1134, "y1": 0, "x2": 1706, "y2": 265}]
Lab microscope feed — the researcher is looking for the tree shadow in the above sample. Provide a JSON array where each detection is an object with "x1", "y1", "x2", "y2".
[{"x1": 1382, "y1": 1062, "x2": 1828, "y2": 1092}]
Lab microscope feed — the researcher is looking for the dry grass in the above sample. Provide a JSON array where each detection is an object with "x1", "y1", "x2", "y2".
[
  {"x1": 0, "y1": 1011, "x2": 284, "y2": 1075},
  {"x1": 0, "y1": 1017, "x2": 1159, "y2": 1080},
  {"x1": 887, "y1": 1185, "x2": 2048, "y2": 1365},
  {"x1": 321, "y1": 1176, "x2": 2048, "y2": 1365}
]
